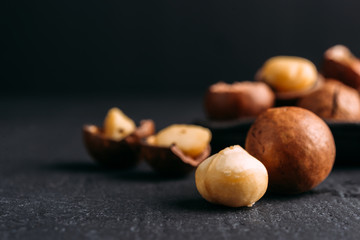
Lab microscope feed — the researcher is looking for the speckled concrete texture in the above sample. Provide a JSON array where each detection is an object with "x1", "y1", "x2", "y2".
[{"x1": 1, "y1": 95, "x2": 359, "y2": 240}]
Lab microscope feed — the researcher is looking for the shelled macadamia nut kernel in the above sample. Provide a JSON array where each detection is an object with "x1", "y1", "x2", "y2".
[
  {"x1": 195, "y1": 145, "x2": 268, "y2": 207},
  {"x1": 103, "y1": 108, "x2": 137, "y2": 141},
  {"x1": 256, "y1": 56, "x2": 318, "y2": 92},
  {"x1": 255, "y1": 56, "x2": 323, "y2": 104}
]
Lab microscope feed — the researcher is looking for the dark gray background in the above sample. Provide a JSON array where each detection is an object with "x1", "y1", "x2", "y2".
[{"x1": 3, "y1": 0, "x2": 360, "y2": 95}]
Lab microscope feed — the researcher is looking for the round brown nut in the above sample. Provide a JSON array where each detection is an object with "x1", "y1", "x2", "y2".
[
  {"x1": 322, "y1": 45, "x2": 360, "y2": 91},
  {"x1": 195, "y1": 145, "x2": 268, "y2": 207},
  {"x1": 204, "y1": 81, "x2": 275, "y2": 120},
  {"x1": 142, "y1": 124, "x2": 212, "y2": 176},
  {"x1": 245, "y1": 107, "x2": 336, "y2": 194},
  {"x1": 297, "y1": 79, "x2": 360, "y2": 121}
]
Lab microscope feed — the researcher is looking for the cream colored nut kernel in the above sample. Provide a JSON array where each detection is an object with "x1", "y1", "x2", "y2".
[
  {"x1": 195, "y1": 145, "x2": 268, "y2": 207},
  {"x1": 103, "y1": 108, "x2": 136, "y2": 141},
  {"x1": 153, "y1": 124, "x2": 212, "y2": 158},
  {"x1": 259, "y1": 56, "x2": 318, "y2": 92}
]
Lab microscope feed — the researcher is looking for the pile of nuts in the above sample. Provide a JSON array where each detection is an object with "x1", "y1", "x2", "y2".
[
  {"x1": 83, "y1": 45, "x2": 360, "y2": 208},
  {"x1": 205, "y1": 45, "x2": 360, "y2": 122}
]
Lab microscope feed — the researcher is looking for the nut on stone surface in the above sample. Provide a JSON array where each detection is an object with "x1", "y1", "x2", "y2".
[
  {"x1": 141, "y1": 124, "x2": 212, "y2": 176},
  {"x1": 297, "y1": 79, "x2": 360, "y2": 121},
  {"x1": 195, "y1": 145, "x2": 268, "y2": 207},
  {"x1": 204, "y1": 81, "x2": 275, "y2": 120},
  {"x1": 245, "y1": 107, "x2": 336, "y2": 194},
  {"x1": 322, "y1": 45, "x2": 360, "y2": 91},
  {"x1": 83, "y1": 108, "x2": 155, "y2": 168}
]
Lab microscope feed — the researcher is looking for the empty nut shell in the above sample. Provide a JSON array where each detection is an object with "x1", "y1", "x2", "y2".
[{"x1": 83, "y1": 119, "x2": 155, "y2": 168}]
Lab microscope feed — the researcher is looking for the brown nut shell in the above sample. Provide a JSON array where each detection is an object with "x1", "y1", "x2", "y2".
[
  {"x1": 322, "y1": 45, "x2": 360, "y2": 91},
  {"x1": 297, "y1": 79, "x2": 360, "y2": 121},
  {"x1": 141, "y1": 142, "x2": 211, "y2": 177},
  {"x1": 83, "y1": 119, "x2": 155, "y2": 168},
  {"x1": 245, "y1": 107, "x2": 336, "y2": 194},
  {"x1": 204, "y1": 81, "x2": 275, "y2": 120}
]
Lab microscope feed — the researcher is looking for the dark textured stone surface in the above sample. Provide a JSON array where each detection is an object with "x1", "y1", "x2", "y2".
[{"x1": 1, "y1": 95, "x2": 360, "y2": 240}]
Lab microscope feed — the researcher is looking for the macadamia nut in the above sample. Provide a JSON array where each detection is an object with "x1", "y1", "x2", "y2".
[
  {"x1": 322, "y1": 45, "x2": 360, "y2": 91},
  {"x1": 103, "y1": 108, "x2": 136, "y2": 141},
  {"x1": 153, "y1": 124, "x2": 212, "y2": 158},
  {"x1": 245, "y1": 107, "x2": 335, "y2": 194},
  {"x1": 257, "y1": 56, "x2": 318, "y2": 92},
  {"x1": 297, "y1": 79, "x2": 360, "y2": 121},
  {"x1": 204, "y1": 81, "x2": 275, "y2": 120},
  {"x1": 195, "y1": 145, "x2": 268, "y2": 207},
  {"x1": 142, "y1": 124, "x2": 212, "y2": 176}
]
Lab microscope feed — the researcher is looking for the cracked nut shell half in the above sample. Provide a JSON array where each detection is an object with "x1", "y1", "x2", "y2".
[{"x1": 83, "y1": 119, "x2": 155, "y2": 168}]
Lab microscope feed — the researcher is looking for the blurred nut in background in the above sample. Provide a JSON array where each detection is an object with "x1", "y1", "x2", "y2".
[
  {"x1": 245, "y1": 107, "x2": 335, "y2": 194},
  {"x1": 255, "y1": 56, "x2": 323, "y2": 104},
  {"x1": 195, "y1": 145, "x2": 268, "y2": 207},
  {"x1": 256, "y1": 56, "x2": 318, "y2": 92},
  {"x1": 297, "y1": 79, "x2": 360, "y2": 121},
  {"x1": 142, "y1": 124, "x2": 212, "y2": 176},
  {"x1": 83, "y1": 108, "x2": 155, "y2": 168},
  {"x1": 204, "y1": 81, "x2": 275, "y2": 120},
  {"x1": 103, "y1": 108, "x2": 137, "y2": 141},
  {"x1": 322, "y1": 45, "x2": 360, "y2": 91}
]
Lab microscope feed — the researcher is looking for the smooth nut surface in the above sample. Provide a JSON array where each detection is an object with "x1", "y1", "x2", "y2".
[
  {"x1": 103, "y1": 107, "x2": 136, "y2": 141},
  {"x1": 153, "y1": 124, "x2": 212, "y2": 158},
  {"x1": 322, "y1": 45, "x2": 360, "y2": 91},
  {"x1": 204, "y1": 81, "x2": 275, "y2": 120},
  {"x1": 297, "y1": 79, "x2": 360, "y2": 121},
  {"x1": 245, "y1": 107, "x2": 335, "y2": 194},
  {"x1": 256, "y1": 56, "x2": 318, "y2": 92},
  {"x1": 195, "y1": 145, "x2": 268, "y2": 207}
]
